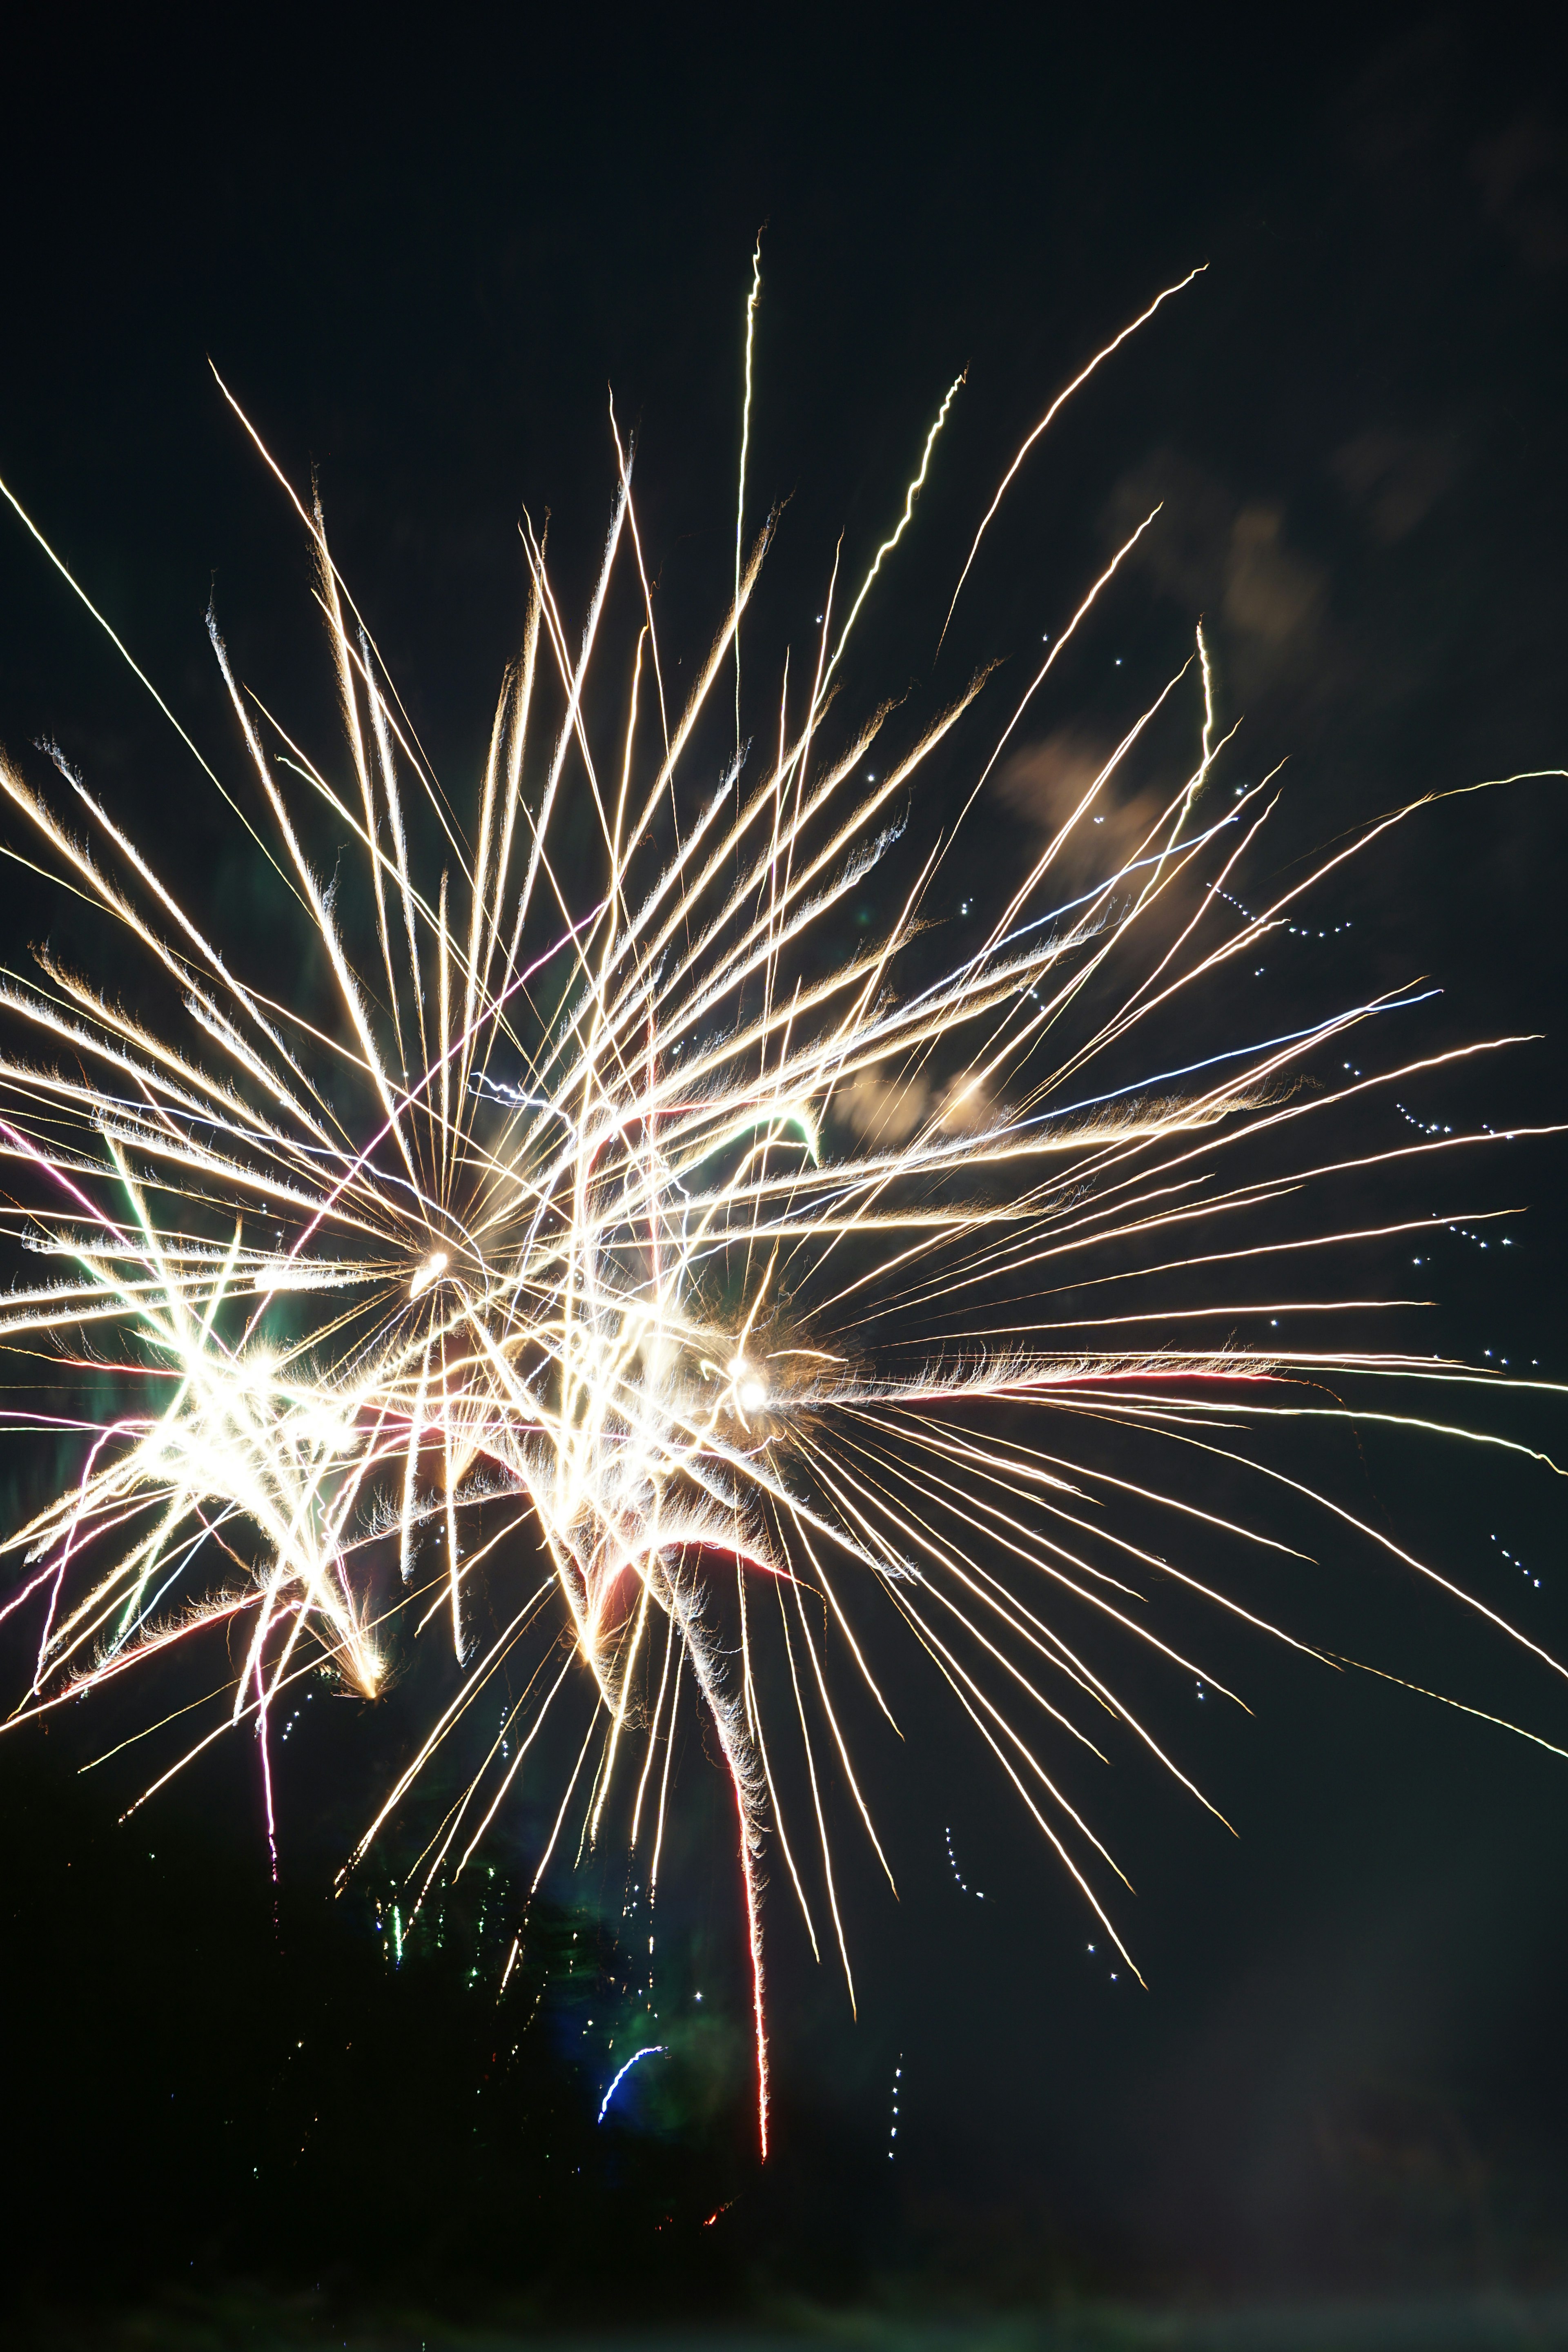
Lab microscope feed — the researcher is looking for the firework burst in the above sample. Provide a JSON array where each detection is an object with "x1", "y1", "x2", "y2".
[{"x1": 2, "y1": 267, "x2": 1562, "y2": 2156}]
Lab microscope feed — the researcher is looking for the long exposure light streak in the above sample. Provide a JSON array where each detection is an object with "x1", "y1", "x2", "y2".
[
  {"x1": 1, "y1": 258, "x2": 1563, "y2": 2162},
  {"x1": 599, "y1": 2043, "x2": 667, "y2": 2124}
]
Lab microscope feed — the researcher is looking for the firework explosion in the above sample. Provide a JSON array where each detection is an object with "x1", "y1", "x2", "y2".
[{"x1": 1, "y1": 265, "x2": 1561, "y2": 2156}]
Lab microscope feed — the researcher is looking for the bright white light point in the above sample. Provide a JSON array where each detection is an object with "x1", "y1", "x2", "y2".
[
  {"x1": 739, "y1": 1380, "x2": 766, "y2": 1412},
  {"x1": 410, "y1": 1249, "x2": 448, "y2": 1299}
]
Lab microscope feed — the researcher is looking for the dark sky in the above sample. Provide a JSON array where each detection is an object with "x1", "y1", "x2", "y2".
[{"x1": 2, "y1": 5, "x2": 1566, "y2": 2313}]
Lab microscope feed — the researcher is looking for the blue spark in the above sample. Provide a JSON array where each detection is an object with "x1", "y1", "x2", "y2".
[{"x1": 597, "y1": 2043, "x2": 666, "y2": 2123}]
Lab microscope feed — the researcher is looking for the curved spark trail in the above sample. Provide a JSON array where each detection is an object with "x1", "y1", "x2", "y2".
[
  {"x1": 598, "y1": 2044, "x2": 668, "y2": 2124},
  {"x1": 0, "y1": 258, "x2": 1563, "y2": 2165}
]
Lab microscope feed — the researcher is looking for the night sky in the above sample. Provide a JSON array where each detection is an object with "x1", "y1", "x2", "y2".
[{"x1": 2, "y1": 9, "x2": 1567, "y2": 2326}]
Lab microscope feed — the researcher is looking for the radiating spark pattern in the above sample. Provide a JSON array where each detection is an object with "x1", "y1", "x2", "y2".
[{"x1": 1, "y1": 265, "x2": 1564, "y2": 2164}]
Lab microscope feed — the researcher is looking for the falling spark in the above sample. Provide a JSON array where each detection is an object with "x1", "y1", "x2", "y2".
[
  {"x1": 735, "y1": 232, "x2": 764, "y2": 755},
  {"x1": 598, "y1": 2043, "x2": 667, "y2": 2123}
]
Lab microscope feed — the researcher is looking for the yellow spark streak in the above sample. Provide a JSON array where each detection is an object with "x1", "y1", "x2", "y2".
[
  {"x1": 1331, "y1": 1655, "x2": 1568, "y2": 1762},
  {"x1": 210, "y1": 365, "x2": 468, "y2": 854},
  {"x1": 777, "y1": 1575, "x2": 857, "y2": 2015},
  {"x1": 938, "y1": 264, "x2": 1206, "y2": 653},
  {"x1": 208, "y1": 625, "x2": 420, "y2": 1189},
  {"x1": 0, "y1": 471, "x2": 300, "y2": 893},
  {"x1": 590, "y1": 1577, "x2": 653, "y2": 1848},
  {"x1": 458, "y1": 668, "x2": 512, "y2": 1106},
  {"x1": 834, "y1": 1425, "x2": 1251, "y2": 1813},
  {"x1": 887, "y1": 1574, "x2": 1147, "y2": 1986},
  {"x1": 649, "y1": 1639, "x2": 683, "y2": 1893},
  {"x1": 957, "y1": 508, "x2": 1165, "y2": 827},
  {"x1": 436, "y1": 867, "x2": 453, "y2": 1194},
  {"x1": 786, "y1": 1523, "x2": 898, "y2": 1892},
  {"x1": 316, "y1": 493, "x2": 408, "y2": 1081},
  {"x1": 456, "y1": 1646, "x2": 577, "y2": 1879},
  {"x1": 818, "y1": 371, "x2": 964, "y2": 700},
  {"x1": 608, "y1": 394, "x2": 671, "y2": 762},
  {"x1": 629, "y1": 1609, "x2": 677, "y2": 1851},
  {"x1": 735, "y1": 234, "x2": 763, "y2": 754}
]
